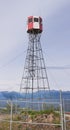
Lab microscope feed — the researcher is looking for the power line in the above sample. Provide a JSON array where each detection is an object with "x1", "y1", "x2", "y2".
[
  {"x1": 43, "y1": 50, "x2": 70, "y2": 70},
  {"x1": 46, "y1": 66, "x2": 70, "y2": 70},
  {"x1": 0, "y1": 50, "x2": 70, "y2": 71},
  {"x1": 0, "y1": 50, "x2": 26, "y2": 71}
]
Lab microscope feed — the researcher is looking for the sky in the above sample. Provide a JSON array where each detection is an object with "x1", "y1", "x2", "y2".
[{"x1": 0, "y1": 0, "x2": 70, "y2": 91}]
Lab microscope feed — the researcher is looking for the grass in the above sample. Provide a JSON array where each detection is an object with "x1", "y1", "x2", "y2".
[
  {"x1": 20, "y1": 107, "x2": 60, "y2": 116},
  {"x1": 0, "y1": 108, "x2": 62, "y2": 130}
]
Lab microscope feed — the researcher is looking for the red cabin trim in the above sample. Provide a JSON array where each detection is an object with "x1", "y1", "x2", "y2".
[{"x1": 27, "y1": 16, "x2": 43, "y2": 34}]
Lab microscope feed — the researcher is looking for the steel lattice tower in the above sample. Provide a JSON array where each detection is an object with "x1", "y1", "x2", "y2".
[{"x1": 20, "y1": 16, "x2": 50, "y2": 101}]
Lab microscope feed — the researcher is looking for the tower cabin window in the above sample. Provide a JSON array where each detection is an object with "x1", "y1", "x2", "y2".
[
  {"x1": 28, "y1": 18, "x2": 32, "y2": 23},
  {"x1": 34, "y1": 18, "x2": 38, "y2": 22}
]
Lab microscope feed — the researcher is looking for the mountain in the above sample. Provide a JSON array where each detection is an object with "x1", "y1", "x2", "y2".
[
  {"x1": 0, "y1": 90, "x2": 70, "y2": 111},
  {"x1": 0, "y1": 90, "x2": 70, "y2": 100},
  {"x1": 0, "y1": 92, "x2": 5, "y2": 99}
]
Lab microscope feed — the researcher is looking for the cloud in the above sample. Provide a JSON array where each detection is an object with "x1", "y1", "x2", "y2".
[
  {"x1": 0, "y1": 80, "x2": 20, "y2": 91},
  {"x1": 0, "y1": 0, "x2": 69, "y2": 58},
  {"x1": 0, "y1": 0, "x2": 70, "y2": 91}
]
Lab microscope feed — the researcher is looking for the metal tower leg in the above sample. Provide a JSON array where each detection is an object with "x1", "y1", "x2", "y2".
[{"x1": 20, "y1": 33, "x2": 50, "y2": 105}]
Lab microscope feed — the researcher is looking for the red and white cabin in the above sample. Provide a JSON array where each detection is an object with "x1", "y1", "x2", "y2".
[{"x1": 27, "y1": 16, "x2": 43, "y2": 34}]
